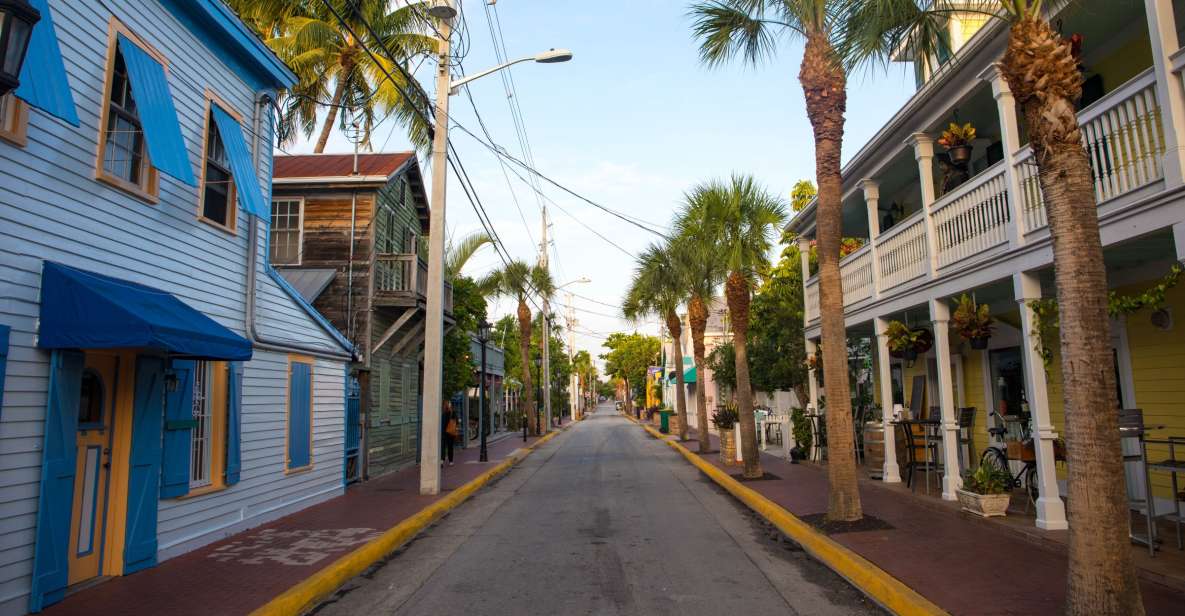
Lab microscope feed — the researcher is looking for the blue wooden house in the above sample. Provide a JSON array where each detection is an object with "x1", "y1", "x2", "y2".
[{"x1": 0, "y1": 1, "x2": 356, "y2": 612}]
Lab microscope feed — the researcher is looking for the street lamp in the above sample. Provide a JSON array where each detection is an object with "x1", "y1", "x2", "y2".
[
  {"x1": 419, "y1": 0, "x2": 572, "y2": 495},
  {"x1": 477, "y1": 318, "x2": 491, "y2": 462},
  {"x1": 0, "y1": 0, "x2": 40, "y2": 96},
  {"x1": 449, "y1": 49, "x2": 573, "y2": 94}
]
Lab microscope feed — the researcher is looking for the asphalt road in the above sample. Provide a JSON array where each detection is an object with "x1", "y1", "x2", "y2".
[{"x1": 312, "y1": 404, "x2": 881, "y2": 616}]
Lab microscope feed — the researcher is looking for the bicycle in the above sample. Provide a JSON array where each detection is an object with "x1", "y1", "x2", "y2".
[{"x1": 978, "y1": 409, "x2": 1040, "y2": 505}]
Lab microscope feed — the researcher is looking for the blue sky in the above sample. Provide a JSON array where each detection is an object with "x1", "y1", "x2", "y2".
[{"x1": 289, "y1": 0, "x2": 918, "y2": 362}]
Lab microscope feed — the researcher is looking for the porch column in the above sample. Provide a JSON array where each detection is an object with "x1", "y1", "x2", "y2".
[
  {"x1": 928, "y1": 298, "x2": 962, "y2": 501},
  {"x1": 874, "y1": 317, "x2": 902, "y2": 483},
  {"x1": 979, "y1": 62, "x2": 1027, "y2": 244},
  {"x1": 805, "y1": 337, "x2": 821, "y2": 460},
  {"x1": 1145, "y1": 0, "x2": 1185, "y2": 187},
  {"x1": 908, "y1": 133, "x2": 941, "y2": 275},
  {"x1": 862, "y1": 179, "x2": 883, "y2": 297},
  {"x1": 1013, "y1": 272, "x2": 1069, "y2": 530}
]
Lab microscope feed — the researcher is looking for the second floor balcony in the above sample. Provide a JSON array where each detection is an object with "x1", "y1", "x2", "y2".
[
  {"x1": 796, "y1": 0, "x2": 1185, "y2": 326},
  {"x1": 375, "y1": 253, "x2": 454, "y2": 314}
]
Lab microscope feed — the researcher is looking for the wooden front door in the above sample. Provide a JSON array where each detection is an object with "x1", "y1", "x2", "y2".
[{"x1": 67, "y1": 352, "x2": 117, "y2": 585}]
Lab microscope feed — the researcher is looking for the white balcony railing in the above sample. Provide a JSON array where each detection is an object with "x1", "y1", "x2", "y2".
[
  {"x1": 804, "y1": 278, "x2": 820, "y2": 323},
  {"x1": 803, "y1": 69, "x2": 1171, "y2": 326},
  {"x1": 840, "y1": 244, "x2": 875, "y2": 303},
  {"x1": 877, "y1": 211, "x2": 929, "y2": 290},
  {"x1": 1017, "y1": 68, "x2": 1166, "y2": 231},
  {"x1": 931, "y1": 161, "x2": 1010, "y2": 269}
]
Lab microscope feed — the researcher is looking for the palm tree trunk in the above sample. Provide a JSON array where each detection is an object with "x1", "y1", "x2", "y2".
[
  {"x1": 689, "y1": 295, "x2": 711, "y2": 453},
  {"x1": 314, "y1": 54, "x2": 355, "y2": 153},
  {"x1": 1002, "y1": 17, "x2": 1142, "y2": 615},
  {"x1": 726, "y1": 272, "x2": 762, "y2": 479},
  {"x1": 666, "y1": 310, "x2": 689, "y2": 441},
  {"x1": 800, "y1": 33, "x2": 862, "y2": 522},
  {"x1": 517, "y1": 299, "x2": 537, "y2": 436}
]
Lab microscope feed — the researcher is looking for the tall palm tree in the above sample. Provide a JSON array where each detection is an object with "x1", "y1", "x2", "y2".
[
  {"x1": 229, "y1": 0, "x2": 434, "y2": 151},
  {"x1": 848, "y1": 1, "x2": 1144, "y2": 611},
  {"x1": 480, "y1": 260, "x2": 548, "y2": 435},
  {"x1": 681, "y1": 176, "x2": 787, "y2": 479},
  {"x1": 670, "y1": 213, "x2": 726, "y2": 454},
  {"x1": 690, "y1": 0, "x2": 863, "y2": 517},
  {"x1": 623, "y1": 242, "x2": 691, "y2": 441}
]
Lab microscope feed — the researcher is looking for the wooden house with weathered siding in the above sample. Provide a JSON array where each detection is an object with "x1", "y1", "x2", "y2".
[
  {"x1": 0, "y1": 1, "x2": 356, "y2": 612},
  {"x1": 272, "y1": 153, "x2": 450, "y2": 479}
]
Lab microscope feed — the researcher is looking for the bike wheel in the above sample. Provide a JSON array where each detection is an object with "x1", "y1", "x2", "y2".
[
  {"x1": 980, "y1": 447, "x2": 1008, "y2": 474},
  {"x1": 1024, "y1": 465, "x2": 1040, "y2": 504}
]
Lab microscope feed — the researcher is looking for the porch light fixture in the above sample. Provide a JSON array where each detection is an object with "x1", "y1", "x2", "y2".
[
  {"x1": 427, "y1": 0, "x2": 457, "y2": 19},
  {"x1": 0, "y1": 0, "x2": 39, "y2": 96}
]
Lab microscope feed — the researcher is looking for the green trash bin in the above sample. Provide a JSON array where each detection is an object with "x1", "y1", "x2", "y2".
[{"x1": 659, "y1": 410, "x2": 671, "y2": 434}]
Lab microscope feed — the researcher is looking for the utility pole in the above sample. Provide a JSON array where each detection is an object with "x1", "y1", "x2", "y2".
[
  {"x1": 540, "y1": 206, "x2": 552, "y2": 431},
  {"x1": 566, "y1": 293, "x2": 577, "y2": 421},
  {"x1": 419, "y1": 10, "x2": 452, "y2": 496}
]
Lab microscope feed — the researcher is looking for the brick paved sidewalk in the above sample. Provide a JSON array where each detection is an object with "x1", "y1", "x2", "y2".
[
  {"x1": 673, "y1": 426, "x2": 1183, "y2": 616},
  {"x1": 43, "y1": 425, "x2": 564, "y2": 616}
]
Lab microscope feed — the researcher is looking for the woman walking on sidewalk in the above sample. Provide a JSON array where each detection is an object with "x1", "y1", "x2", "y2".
[{"x1": 442, "y1": 402, "x2": 458, "y2": 466}]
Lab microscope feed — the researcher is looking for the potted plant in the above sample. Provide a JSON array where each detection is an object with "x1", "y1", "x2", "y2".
[
  {"x1": 789, "y1": 407, "x2": 813, "y2": 462},
  {"x1": 957, "y1": 464, "x2": 1013, "y2": 517},
  {"x1": 953, "y1": 294, "x2": 993, "y2": 350},
  {"x1": 938, "y1": 122, "x2": 976, "y2": 163},
  {"x1": 712, "y1": 404, "x2": 740, "y2": 466},
  {"x1": 885, "y1": 320, "x2": 924, "y2": 360}
]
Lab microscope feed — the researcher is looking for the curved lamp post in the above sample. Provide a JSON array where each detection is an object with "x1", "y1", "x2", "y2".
[
  {"x1": 477, "y1": 318, "x2": 492, "y2": 462},
  {"x1": 420, "y1": 0, "x2": 572, "y2": 495}
]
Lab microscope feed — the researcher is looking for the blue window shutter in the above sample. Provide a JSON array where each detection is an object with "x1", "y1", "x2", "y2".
[
  {"x1": 116, "y1": 35, "x2": 196, "y2": 186},
  {"x1": 0, "y1": 325, "x2": 9, "y2": 420},
  {"x1": 14, "y1": 0, "x2": 78, "y2": 126},
  {"x1": 124, "y1": 355, "x2": 165, "y2": 574},
  {"x1": 225, "y1": 361, "x2": 243, "y2": 485},
  {"x1": 160, "y1": 359, "x2": 193, "y2": 498},
  {"x1": 288, "y1": 362, "x2": 311, "y2": 469},
  {"x1": 29, "y1": 349, "x2": 83, "y2": 613},
  {"x1": 211, "y1": 106, "x2": 267, "y2": 222}
]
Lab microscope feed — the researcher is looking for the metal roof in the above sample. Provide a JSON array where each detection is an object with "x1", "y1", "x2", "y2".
[{"x1": 276, "y1": 268, "x2": 337, "y2": 304}]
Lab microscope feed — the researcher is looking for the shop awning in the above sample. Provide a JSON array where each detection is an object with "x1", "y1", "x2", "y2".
[
  {"x1": 38, "y1": 262, "x2": 252, "y2": 360},
  {"x1": 683, "y1": 366, "x2": 696, "y2": 383}
]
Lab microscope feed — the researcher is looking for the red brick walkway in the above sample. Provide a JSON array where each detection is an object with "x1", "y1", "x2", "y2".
[
  {"x1": 675, "y1": 425, "x2": 1182, "y2": 615},
  {"x1": 44, "y1": 426, "x2": 562, "y2": 616}
]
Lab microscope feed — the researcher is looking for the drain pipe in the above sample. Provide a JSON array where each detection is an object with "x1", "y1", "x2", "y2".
[{"x1": 246, "y1": 91, "x2": 353, "y2": 361}]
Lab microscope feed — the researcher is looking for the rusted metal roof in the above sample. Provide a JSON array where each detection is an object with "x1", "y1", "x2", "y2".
[{"x1": 273, "y1": 152, "x2": 414, "y2": 179}]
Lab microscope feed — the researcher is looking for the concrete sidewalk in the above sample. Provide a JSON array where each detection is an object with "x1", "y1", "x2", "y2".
[
  {"x1": 661, "y1": 424, "x2": 1183, "y2": 615},
  {"x1": 42, "y1": 425, "x2": 566, "y2": 616}
]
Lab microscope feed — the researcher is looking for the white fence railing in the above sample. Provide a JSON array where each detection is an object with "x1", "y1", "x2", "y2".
[
  {"x1": 1017, "y1": 69, "x2": 1166, "y2": 232},
  {"x1": 840, "y1": 245, "x2": 875, "y2": 304},
  {"x1": 931, "y1": 161, "x2": 1010, "y2": 269},
  {"x1": 877, "y1": 211, "x2": 929, "y2": 290},
  {"x1": 805, "y1": 278, "x2": 820, "y2": 323}
]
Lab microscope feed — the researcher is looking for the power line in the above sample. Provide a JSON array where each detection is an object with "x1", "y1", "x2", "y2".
[{"x1": 568, "y1": 291, "x2": 622, "y2": 310}]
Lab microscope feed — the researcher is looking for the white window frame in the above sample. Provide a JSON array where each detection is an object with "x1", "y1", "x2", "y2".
[
  {"x1": 270, "y1": 197, "x2": 305, "y2": 265},
  {"x1": 190, "y1": 361, "x2": 213, "y2": 489}
]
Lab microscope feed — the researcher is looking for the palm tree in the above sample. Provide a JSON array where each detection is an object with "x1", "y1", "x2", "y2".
[
  {"x1": 690, "y1": 0, "x2": 863, "y2": 520},
  {"x1": 670, "y1": 214, "x2": 726, "y2": 454},
  {"x1": 228, "y1": 0, "x2": 434, "y2": 151},
  {"x1": 681, "y1": 176, "x2": 787, "y2": 479},
  {"x1": 480, "y1": 260, "x2": 549, "y2": 435},
  {"x1": 847, "y1": 1, "x2": 1144, "y2": 611},
  {"x1": 445, "y1": 231, "x2": 492, "y2": 280},
  {"x1": 623, "y1": 242, "x2": 691, "y2": 441}
]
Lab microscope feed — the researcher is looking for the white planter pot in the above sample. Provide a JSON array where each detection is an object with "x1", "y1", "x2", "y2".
[{"x1": 957, "y1": 489, "x2": 1011, "y2": 517}]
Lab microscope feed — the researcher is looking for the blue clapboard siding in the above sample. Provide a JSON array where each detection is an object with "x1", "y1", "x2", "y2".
[{"x1": 0, "y1": 1, "x2": 347, "y2": 613}]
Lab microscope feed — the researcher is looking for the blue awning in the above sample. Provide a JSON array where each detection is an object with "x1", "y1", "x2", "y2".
[
  {"x1": 117, "y1": 35, "x2": 196, "y2": 186},
  {"x1": 38, "y1": 262, "x2": 252, "y2": 361},
  {"x1": 211, "y1": 104, "x2": 267, "y2": 221},
  {"x1": 14, "y1": 0, "x2": 78, "y2": 125}
]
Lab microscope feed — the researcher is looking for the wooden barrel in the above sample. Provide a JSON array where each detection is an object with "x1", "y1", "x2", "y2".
[{"x1": 865, "y1": 422, "x2": 908, "y2": 476}]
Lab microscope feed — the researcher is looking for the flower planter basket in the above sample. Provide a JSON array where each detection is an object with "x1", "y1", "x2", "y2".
[
  {"x1": 969, "y1": 336, "x2": 989, "y2": 350},
  {"x1": 957, "y1": 489, "x2": 1011, "y2": 517},
  {"x1": 719, "y1": 429, "x2": 738, "y2": 466},
  {"x1": 948, "y1": 144, "x2": 973, "y2": 163}
]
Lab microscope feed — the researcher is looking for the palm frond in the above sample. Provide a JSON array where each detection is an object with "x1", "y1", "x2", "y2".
[{"x1": 446, "y1": 231, "x2": 493, "y2": 278}]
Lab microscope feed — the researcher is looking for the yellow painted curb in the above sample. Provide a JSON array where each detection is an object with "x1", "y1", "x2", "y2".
[
  {"x1": 251, "y1": 428, "x2": 565, "y2": 616},
  {"x1": 640, "y1": 423, "x2": 947, "y2": 616}
]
